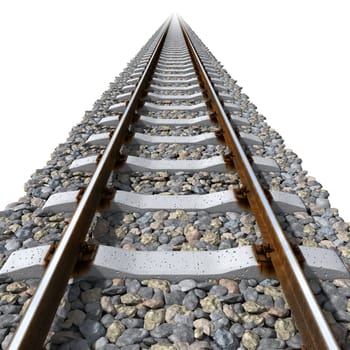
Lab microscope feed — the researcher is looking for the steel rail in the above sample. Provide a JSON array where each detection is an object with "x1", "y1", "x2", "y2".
[
  {"x1": 8, "y1": 18, "x2": 171, "y2": 350},
  {"x1": 180, "y1": 17, "x2": 339, "y2": 350}
]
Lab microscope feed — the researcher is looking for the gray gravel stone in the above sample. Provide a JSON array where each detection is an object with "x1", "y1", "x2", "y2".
[
  {"x1": 257, "y1": 338, "x2": 285, "y2": 349},
  {"x1": 137, "y1": 287, "x2": 153, "y2": 299},
  {"x1": 323, "y1": 294, "x2": 347, "y2": 312},
  {"x1": 256, "y1": 294, "x2": 274, "y2": 308},
  {"x1": 178, "y1": 279, "x2": 197, "y2": 292},
  {"x1": 243, "y1": 287, "x2": 258, "y2": 301},
  {"x1": 123, "y1": 345, "x2": 140, "y2": 350},
  {"x1": 84, "y1": 302, "x2": 102, "y2": 320},
  {"x1": 197, "y1": 282, "x2": 214, "y2": 291},
  {"x1": 0, "y1": 305, "x2": 21, "y2": 314},
  {"x1": 334, "y1": 310, "x2": 350, "y2": 322},
  {"x1": 253, "y1": 327, "x2": 276, "y2": 338},
  {"x1": 101, "y1": 314, "x2": 114, "y2": 328},
  {"x1": 169, "y1": 324, "x2": 194, "y2": 343},
  {"x1": 116, "y1": 328, "x2": 148, "y2": 346},
  {"x1": 193, "y1": 308, "x2": 207, "y2": 319},
  {"x1": 316, "y1": 198, "x2": 330, "y2": 208},
  {"x1": 78, "y1": 319, "x2": 105, "y2": 344},
  {"x1": 209, "y1": 285, "x2": 228, "y2": 297},
  {"x1": 5, "y1": 239, "x2": 21, "y2": 251},
  {"x1": 94, "y1": 337, "x2": 108, "y2": 349},
  {"x1": 14, "y1": 228, "x2": 32, "y2": 240},
  {"x1": 182, "y1": 290, "x2": 199, "y2": 311},
  {"x1": 150, "y1": 323, "x2": 174, "y2": 338},
  {"x1": 103, "y1": 285, "x2": 127, "y2": 295},
  {"x1": 164, "y1": 290, "x2": 186, "y2": 304},
  {"x1": 0, "y1": 314, "x2": 20, "y2": 328},
  {"x1": 60, "y1": 339, "x2": 90, "y2": 350},
  {"x1": 286, "y1": 334, "x2": 303, "y2": 349},
  {"x1": 0, "y1": 329, "x2": 9, "y2": 345},
  {"x1": 126, "y1": 279, "x2": 141, "y2": 294},
  {"x1": 213, "y1": 328, "x2": 239, "y2": 348},
  {"x1": 193, "y1": 288, "x2": 207, "y2": 299},
  {"x1": 174, "y1": 313, "x2": 193, "y2": 327},
  {"x1": 121, "y1": 318, "x2": 144, "y2": 328},
  {"x1": 230, "y1": 323, "x2": 244, "y2": 337},
  {"x1": 1, "y1": 332, "x2": 13, "y2": 349},
  {"x1": 221, "y1": 293, "x2": 243, "y2": 304}
]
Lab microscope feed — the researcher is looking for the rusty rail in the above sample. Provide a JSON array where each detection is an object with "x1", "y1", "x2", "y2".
[
  {"x1": 180, "y1": 16, "x2": 339, "y2": 350},
  {"x1": 8, "y1": 18, "x2": 171, "y2": 350}
]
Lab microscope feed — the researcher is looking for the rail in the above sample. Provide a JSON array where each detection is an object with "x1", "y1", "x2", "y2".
[
  {"x1": 8, "y1": 18, "x2": 171, "y2": 350},
  {"x1": 180, "y1": 16, "x2": 339, "y2": 350}
]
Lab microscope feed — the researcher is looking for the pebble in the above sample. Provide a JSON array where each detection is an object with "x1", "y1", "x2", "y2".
[
  {"x1": 274, "y1": 317, "x2": 296, "y2": 340},
  {"x1": 67, "y1": 309, "x2": 86, "y2": 326},
  {"x1": 120, "y1": 293, "x2": 143, "y2": 305},
  {"x1": 151, "y1": 345, "x2": 176, "y2": 350},
  {"x1": 214, "y1": 328, "x2": 239, "y2": 348},
  {"x1": 150, "y1": 323, "x2": 174, "y2": 338},
  {"x1": 6, "y1": 281, "x2": 27, "y2": 293},
  {"x1": 184, "y1": 225, "x2": 200, "y2": 243},
  {"x1": 258, "y1": 338, "x2": 285, "y2": 349},
  {"x1": 106, "y1": 320, "x2": 125, "y2": 342},
  {"x1": 219, "y1": 279, "x2": 239, "y2": 294},
  {"x1": 95, "y1": 337, "x2": 108, "y2": 349},
  {"x1": 144, "y1": 309, "x2": 165, "y2": 330},
  {"x1": 182, "y1": 291, "x2": 198, "y2": 311},
  {"x1": 115, "y1": 328, "x2": 148, "y2": 347},
  {"x1": 178, "y1": 279, "x2": 197, "y2": 292},
  {"x1": 189, "y1": 341, "x2": 211, "y2": 350},
  {"x1": 78, "y1": 319, "x2": 105, "y2": 344},
  {"x1": 242, "y1": 330, "x2": 260, "y2": 350},
  {"x1": 200, "y1": 295, "x2": 221, "y2": 313},
  {"x1": 0, "y1": 314, "x2": 20, "y2": 328},
  {"x1": 121, "y1": 318, "x2": 143, "y2": 328},
  {"x1": 169, "y1": 324, "x2": 194, "y2": 343},
  {"x1": 165, "y1": 290, "x2": 186, "y2": 304},
  {"x1": 286, "y1": 334, "x2": 303, "y2": 349},
  {"x1": 101, "y1": 315, "x2": 114, "y2": 330},
  {"x1": 243, "y1": 287, "x2": 258, "y2": 302},
  {"x1": 81, "y1": 288, "x2": 101, "y2": 304},
  {"x1": 164, "y1": 304, "x2": 184, "y2": 321},
  {"x1": 242, "y1": 301, "x2": 265, "y2": 313},
  {"x1": 115, "y1": 305, "x2": 137, "y2": 318},
  {"x1": 316, "y1": 198, "x2": 331, "y2": 209},
  {"x1": 5, "y1": 239, "x2": 21, "y2": 251},
  {"x1": 193, "y1": 318, "x2": 213, "y2": 337},
  {"x1": 146, "y1": 279, "x2": 170, "y2": 293},
  {"x1": 143, "y1": 298, "x2": 164, "y2": 309}
]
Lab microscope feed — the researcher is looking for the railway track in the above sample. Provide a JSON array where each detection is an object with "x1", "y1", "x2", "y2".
[{"x1": 0, "y1": 15, "x2": 349, "y2": 349}]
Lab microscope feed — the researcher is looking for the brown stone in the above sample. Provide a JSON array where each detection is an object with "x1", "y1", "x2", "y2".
[
  {"x1": 142, "y1": 298, "x2": 164, "y2": 309},
  {"x1": 267, "y1": 307, "x2": 289, "y2": 318},
  {"x1": 219, "y1": 279, "x2": 239, "y2": 294}
]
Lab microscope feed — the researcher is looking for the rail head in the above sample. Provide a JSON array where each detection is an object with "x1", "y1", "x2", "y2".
[
  {"x1": 8, "y1": 17, "x2": 172, "y2": 350},
  {"x1": 179, "y1": 16, "x2": 339, "y2": 350}
]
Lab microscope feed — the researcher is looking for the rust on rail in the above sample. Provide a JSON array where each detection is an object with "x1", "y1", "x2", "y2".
[{"x1": 44, "y1": 242, "x2": 97, "y2": 277}]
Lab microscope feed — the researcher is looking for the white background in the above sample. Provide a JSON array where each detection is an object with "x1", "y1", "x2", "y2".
[{"x1": 0, "y1": 1, "x2": 349, "y2": 221}]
